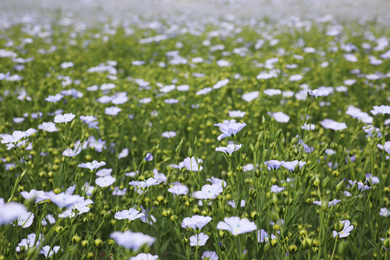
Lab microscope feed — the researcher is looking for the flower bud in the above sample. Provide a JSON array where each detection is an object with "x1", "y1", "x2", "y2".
[
  {"x1": 55, "y1": 226, "x2": 64, "y2": 234},
  {"x1": 383, "y1": 239, "x2": 390, "y2": 249},
  {"x1": 72, "y1": 235, "x2": 81, "y2": 243},
  {"x1": 81, "y1": 240, "x2": 88, "y2": 247},
  {"x1": 94, "y1": 239, "x2": 102, "y2": 247},
  {"x1": 336, "y1": 180, "x2": 344, "y2": 193}
]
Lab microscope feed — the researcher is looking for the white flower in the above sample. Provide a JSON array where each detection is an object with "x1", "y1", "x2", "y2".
[
  {"x1": 380, "y1": 208, "x2": 390, "y2": 217},
  {"x1": 217, "y1": 216, "x2": 257, "y2": 235},
  {"x1": 118, "y1": 148, "x2": 129, "y2": 159},
  {"x1": 110, "y1": 231, "x2": 155, "y2": 251},
  {"x1": 212, "y1": 79, "x2": 229, "y2": 89},
  {"x1": 181, "y1": 215, "x2": 212, "y2": 230},
  {"x1": 16, "y1": 233, "x2": 43, "y2": 252},
  {"x1": 59, "y1": 199, "x2": 93, "y2": 218},
  {"x1": 38, "y1": 122, "x2": 58, "y2": 132},
  {"x1": 215, "y1": 143, "x2": 242, "y2": 155},
  {"x1": 105, "y1": 106, "x2": 121, "y2": 116},
  {"x1": 168, "y1": 183, "x2": 188, "y2": 196},
  {"x1": 114, "y1": 208, "x2": 145, "y2": 221},
  {"x1": 161, "y1": 131, "x2": 177, "y2": 138},
  {"x1": 332, "y1": 220, "x2": 354, "y2": 238},
  {"x1": 242, "y1": 91, "x2": 259, "y2": 102},
  {"x1": 321, "y1": 119, "x2": 347, "y2": 131},
  {"x1": 308, "y1": 89, "x2": 330, "y2": 97},
  {"x1": 54, "y1": 113, "x2": 75, "y2": 123},
  {"x1": 170, "y1": 157, "x2": 203, "y2": 171},
  {"x1": 61, "y1": 61, "x2": 74, "y2": 69},
  {"x1": 271, "y1": 112, "x2": 290, "y2": 123},
  {"x1": 214, "y1": 120, "x2": 246, "y2": 141},
  {"x1": 193, "y1": 184, "x2": 223, "y2": 200},
  {"x1": 16, "y1": 212, "x2": 34, "y2": 228},
  {"x1": 130, "y1": 253, "x2": 159, "y2": 260},
  {"x1": 190, "y1": 233, "x2": 209, "y2": 246},
  {"x1": 39, "y1": 245, "x2": 61, "y2": 257},
  {"x1": 270, "y1": 185, "x2": 285, "y2": 193},
  {"x1": 46, "y1": 192, "x2": 84, "y2": 208},
  {"x1": 202, "y1": 251, "x2": 219, "y2": 260},
  {"x1": 45, "y1": 94, "x2": 63, "y2": 103},
  {"x1": 78, "y1": 160, "x2": 106, "y2": 171},
  {"x1": 96, "y1": 176, "x2": 116, "y2": 187},
  {"x1": 371, "y1": 105, "x2": 390, "y2": 115},
  {"x1": 20, "y1": 189, "x2": 48, "y2": 203},
  {"x1": 0, "y1": 202, "x2": 27, "y2": 225}
]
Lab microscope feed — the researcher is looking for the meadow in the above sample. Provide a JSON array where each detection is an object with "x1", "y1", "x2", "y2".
[{"x1": 1, "y1": 11, "x2": 390, "y2": 259}]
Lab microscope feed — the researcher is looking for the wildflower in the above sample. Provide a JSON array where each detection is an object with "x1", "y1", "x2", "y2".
[
  {"x1": 308, "y1": 89, "x2": 330, "y2": 97},
  {"x1": 0, "y1": 202, "x2": 27, "y2": 225},
  {"x1": 289, "y1": 74, "x2": 303, "y2": 81},
  {"x1": 313, "y1": 199, "x2": 341, "y2": 207},
  {"x1": 96, "y1": 168, "x2": 112, "y2": 177},
  {"x1": 78, "y1": 160, "x2": 106, "y2": 171},
  {"x1": 258, "y1": 229, "x2": 276, "y2": 243},
  {"x1": 196, "y1": 87, "x2": 213, "y2": 95},
  {"x1": 377, "y1": 141, "x2": 390, "y2": 154},
  {"x1": 130, "y1": 253, "x2": 159, "y2": 260},
  {"x1": 16, "y1": 233, "x2": 43, "y2": 252},
  {"x1": 168, "y1": 183, "x2": 188, "y2": 196},
  {"x1": 202, "y1": 251, "x2": 219, "y2": 260},
  {"x1": 112, "y1": 187, "x2": 127, "y2": 196},
  {"x1": 242, "y1": 91, "x2": 259, "y2": 102},
  {"x1": 380, "y1": 208, "x2": 390, "y2": 217},
  {"x1": 41, "y1": 214, "x2": 56, "y2": 226},
  {"x1": 282, "y1": 160, "x2": 306, "y2": 172},
  {"x1": 181, "y1": 215, "x2": 212, "y2": 230},
  {"x1": 263, "y1": 89, "x2": 282, "y2": 96},
  {"x1": 265, "y1": 160, "x2": 284, "y2": 170},
  {"x1": 110, "y1": 230, "x2": 155, "y2": 250},
  {"x1": 16, "y1": 212, "x2": 34, "y2": 228},
  {"x1": 344, "y1": 54, "x2": 358, "y2": 62},
  {"x1": 190, "y1": 233, "x2": 209, "y2": 246},
  {"x1": 217, "y1": 216, "x2": 257, "y2": 235},
  {"x1": 144, "y1": 153, "x2": 153, "y2": 161},
  {"x1": 215, "y1": 143, "x2": 242, "y2": 155},
  {"x1": 96, "y1": 176, "x2": 116, "y2": 187},
  {"x1": 105, "y1": 106, "x2": 121, "y2": 116},
  {"x1": 153, "y1": 169, "x2": 167, "y2": 183},
  {"x1": 38, "y1": 122, "x2": 58, "y2": 132},
  {"x1": 371, "y1": 105, "x2": 390, "y2": 115},
  {"x1": 59, "y1": 199, "x2": 93, "y2": 218},
  {"x1": 333, "y1": 220, "x2": 354, "y2": 238},
  {"x1": 320, "y1": 119, "x2": 347, "y2": 131},
  {"x1": 270, "y1": 112, "x2": 290, "y2": 123},
  {"x1": 161, "y1": 131, "x2": 177, "y2": 138},
  {"x1": 118, "y1": 148, "x2": 129, "y2": 159},
  {"x1": 214, "y1": 120, "x2": 246, "y2": 141},
  {"x1": 212, "y1": 79, "x2": 229, "y2": 89},
  {"x1": 207, "y1": 177, "x2": 226, "y2": 187},
  {"x1": 54, "y1": 113, "x2": 75, "y2": 123},
  {"x1": 114, "y1": 208, "x2": 145, "y2": 221},
  {"x1": 46, "y1": 192, "x2": 84, "y2": 208},
  {"x1": 365, "y1": 173, "x2": 379, "y2": 185},
  {"x1": 193, "y1": 184, "x2": 223, "y2": 200},
  {"x1": 61, "y1": 61, "x2": 74, "y2": 69},
  {"x1": 45, "y1": 94, "x2": 64, "y2": 103},
  {"x1": 229, "y1": 110, "x2": 246, "y2": 118},
  {"x1": 39, "y1": 245, "x2": 61, "y2": 257},
  {"x1": 1, "y1": 130, "x2": 26, "y2": 144},
  {"x1": 270, "y1": 185, "x2": 286, "y2": 193},
  {"x1": 170, "y1": 157, "x2": 203, "y2": 171},
  {"x1": 20, "y1": 189, "x2": 48, "y2": 203}
]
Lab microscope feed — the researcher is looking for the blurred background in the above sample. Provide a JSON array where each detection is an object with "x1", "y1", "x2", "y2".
[{"x1": 1, "y1": 0, "x2": 389, "y2": 22}]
